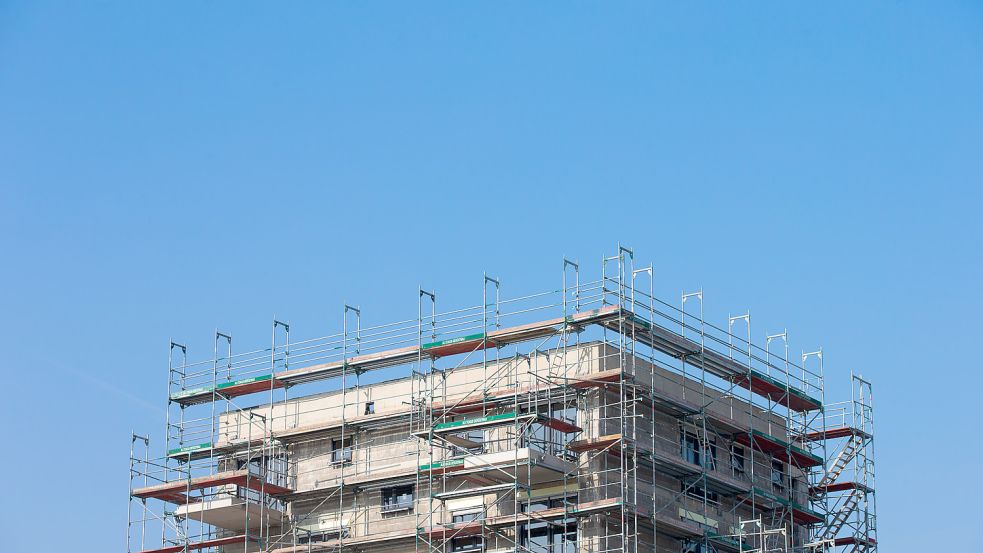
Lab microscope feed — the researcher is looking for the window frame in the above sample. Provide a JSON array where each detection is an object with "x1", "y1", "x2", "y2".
[
  {"x1": 381, "y1": 484, "x2": 414, "y2": 513},
  {"x1": 681, "y1": 430, "x2": 716, "y2": 470},
  {"x1": 730, "y1": 444, "x2": 746, "y2": 478},
  {"x1": 681, "y1": 431, "x2": 702, "y2": 466},
  {"x1": 683, "y1": 481, "x2": 720, "y2": 505},
  {"x1": 771, "y1": 459, "x2": 786, "y2": 493},
  {"x1": 331, "y1": 436, "x2": 353, "y2": 464}
]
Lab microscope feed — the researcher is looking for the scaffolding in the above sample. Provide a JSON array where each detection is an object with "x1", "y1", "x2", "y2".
[{"x1": 126, "y1": 246, "x2": 876, "y2": 553}]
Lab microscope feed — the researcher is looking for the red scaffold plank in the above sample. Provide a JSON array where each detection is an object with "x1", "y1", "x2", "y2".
[
  {"x1": 539, "y1": 416, "x2": 581, "y2": 433},
  {"x1": 570, "y1": 369, "x2": 625, "y2": 389},
  {"x1": 810, "y1": 481, "x2": 873, "y2": 495},
  {"x1": 730, "y1": 372, "x2": 822, "y2": 412},
  {"x1": 803, "y1": 426, "x2": 871, "y2": 442},
  {"x1": 132, "y1": 469, "x2": 292, "y2": 504},
  {"x1": 137, "y1": 535, "x2": 254, "y2": 553},
  {"x1": 833, "y1": 536, "x2": 877, "y2": 547},
  {"x1": 734, "y1": 430, "x2": 823, "y2": 469}
]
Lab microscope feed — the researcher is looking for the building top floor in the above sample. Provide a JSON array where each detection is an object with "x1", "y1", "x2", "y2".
[{"x1": 217, "y1": 342, "x2": 798, "y2": 450}]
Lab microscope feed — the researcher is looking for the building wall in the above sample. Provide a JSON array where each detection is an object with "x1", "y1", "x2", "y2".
[{"x1": 212, "y1": 342, "x2": 812, "y2": 552}]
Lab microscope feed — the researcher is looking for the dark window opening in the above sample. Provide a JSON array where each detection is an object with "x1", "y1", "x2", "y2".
[
  {"x1": 381, "y1": 485, "x2": 414, "y2": 513},
  {"x1": 772, "y1": 459, "x2": 786, "y2": 493},
  {"x1": 682, "y1": 432, "x2": 701, "y2": 465},
  {"x1": 453, "y1": 512, "x2": 482, "y2": 524},
  {"x1": 682, "y1": 540, "x2": 717, "y2": 553},
  {"x1": 681, "y1": 431, "x2": 716, "y2": 470},
  {"x1": 683, "y1": 482, "x2": 720, "y2": 504},
  {"x1": 730, "y1": 445, "x2": 746, "y2": 478},
  {"x1": 449, "y1": 513, "x2": 483, "y2": 553},
  {"x1": 520, "y1": 498, "x2": 577, "y2": 553},
  {"x1": 331, "y1": 436, "x2": 353, "y2": 464},
  {"x1": 450, "y1": 537, "x2": 483, "y2": 552}
]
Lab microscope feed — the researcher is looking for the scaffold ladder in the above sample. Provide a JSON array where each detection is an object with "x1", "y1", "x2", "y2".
[
  {"x1": 818, "y1": 436, "x2": 860, "y2": 488},
  {"x1": 817, "y1": 489, "x2": 861, "y2": 541}
]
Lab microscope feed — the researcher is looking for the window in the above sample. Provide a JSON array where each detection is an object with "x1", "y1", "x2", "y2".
[
  {"x1": 681, "y1": 431, "x2": 716, "y2": 469},
  {"x1": 299, "y1": 528, "x2": 348, "y2": 544},
  {"x1": 450, "y1": 512, "x2": 483, "y2": 553},
  {"x1": 465, "y1": 427, "x2": 485, "y2": 452},
  {"x1": 381, "y1": 485, "x2": 414, "y2": 513},
  {"x1": 704, "y1": 439, "x2": 717, "y2": 471},
  {"x1": 683, "y1": 482, "x2": 719, "y2": 504},
  {"x1": 771, "y1": 460, "x2": 785, "y2": 493},
  {"x1": 521, "y1": 497, "x2": 569, "y2": 513},
  {"x1": 445, "y1": 415, "x2": 485, "y2": 453},
  {"x1": 452, "y1": 512, "x2": 482, "y2": 524},
  {"x1": 682, "y1": 540, "x2": 717, "y2": 553},
  {"x1": 730, "y1": 445, "x2": 746, "y2": 478},
  {"x1": 450, "y1": 537, "x2": 483, "y2": 552},
  {"x1": 364, "y1": 401, "x2": 375, "y2": 415},
  {"x1": 331, "y1": 436, "x2": 353, "y2": 464},
  {"x1": 520, "y1": 498, "x2": 577, "y2": 553},
  {"x1": 235, "y1": 456, "x2": 287, "y2": 503},
  {"x1": 517, "y1": 403, "x2": 576, "y2": 457},
  {"x1": 299, "y1": 515, "x2": 349, "y2": 543},
  {"x1": 681, "y1": 432, "x2": 701, "y2": 466}
]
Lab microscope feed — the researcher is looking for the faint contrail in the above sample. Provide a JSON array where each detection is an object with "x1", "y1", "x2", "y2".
[{"x1": 59, "y1": 362, "x2": 166, "y2": 416}]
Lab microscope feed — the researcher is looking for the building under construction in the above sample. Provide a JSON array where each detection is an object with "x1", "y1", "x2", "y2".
[{"x1": 127, "y1": 247, "x2": 877, "y2": 553}]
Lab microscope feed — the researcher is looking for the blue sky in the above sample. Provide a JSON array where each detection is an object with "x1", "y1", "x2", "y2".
[{"x1": 1, "y1": 2, "x2": 981, "y2": 550}]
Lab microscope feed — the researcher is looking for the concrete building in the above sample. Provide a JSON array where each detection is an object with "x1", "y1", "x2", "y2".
[{"x1": 127, "y1": 252, "x2": 877, "y2": 553}]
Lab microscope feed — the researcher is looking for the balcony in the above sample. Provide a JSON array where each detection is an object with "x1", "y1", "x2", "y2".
[{"x1": 175, "y1": 493, "x2": 287, "y2": 531}]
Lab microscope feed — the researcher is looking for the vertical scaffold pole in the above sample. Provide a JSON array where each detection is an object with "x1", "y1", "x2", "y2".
[
  {"x1": 563, "y1": 257, "x2": 580, "y2": 317},
  {"x1": 616, "y1": 245, "x2": 635, "y2": 553},
  {"x1": 853, "y1": 372, "x2": 877, "y2": 551},
  {"x1": 728, "y1": 313, "x2": 753, "y2": 518},
  {"x1": 212, "y1": 331, "x2": 232, "y2": 460},
  {"x1": 127, "y1": 433, "x2": 150, "y2": 553},
  {"x1": 341, "y1": 304, "x2": 360, "y2": 552},
  {"x1": 164, "y1": 340, "x2": 186, "y2": 548},
  {"x1": 802, "y1": 347, "x2": 826, "y2": 547},
  {"x1": 415, "y1": 288, "x2": 436, "y2": 553},
  {"x1": 560, "y1": 257, "x2": 579, "y2": 552},
  {"x1": 682, "y1": 289, "x2": 709, "y2": 548},
  {"x1": 680, "y1": 290, "x2": 703, "y2": 406},
  {"x1": 600, "y1": 245, "x2": 631, "y2": 553},
  {"x1": 273, "y1": 319, "x2": 290, "y2": 431},
  {"x1": 483, "y1": 274, "x2": 500, "y2": 413},
  {"x1": 243, "y1": 410, "x2": 266, "y2": 553},
  {"x1": 165, "y1": 341, "x2": 187, "y2": 462},
  {"x1": 268, "y1": 318, "x2": 289, "y2": 548},
  {"x1": 766, "y1": 330, "x2": 795, "y2": 543},
  {"x1": 632, "y1": 264, "x2": 653, "y2": 552}
]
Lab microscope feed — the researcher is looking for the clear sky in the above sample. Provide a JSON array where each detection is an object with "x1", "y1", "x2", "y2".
[{"x1": 1, "y1": 2, "x2": 981, "y2": 551}]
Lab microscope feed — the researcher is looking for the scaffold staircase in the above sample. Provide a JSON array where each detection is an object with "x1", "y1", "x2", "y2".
[
  {"x1": 806, "y1": 373, "x2": 877, "y2": 553},
  {"x1": 816, "y1": 489, "x2": 861, "y2": 543},
  {"x1": 817, "y1": 435, "x2": 860, "y2": 488}
]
